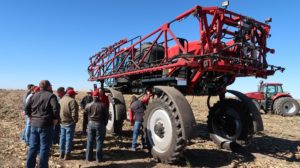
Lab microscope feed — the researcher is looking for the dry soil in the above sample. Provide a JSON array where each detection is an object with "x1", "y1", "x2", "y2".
[{"x1": 0, "y1": 90, "x2": 299, "y2": 168}]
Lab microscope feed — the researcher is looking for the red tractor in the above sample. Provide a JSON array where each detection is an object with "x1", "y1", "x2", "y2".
[
  {"x1": 246, "y1": 81, "x2": 299, "y2": 116},
  {"x1": 87, "y1": 2, "x2": 284, "y2": 163}
]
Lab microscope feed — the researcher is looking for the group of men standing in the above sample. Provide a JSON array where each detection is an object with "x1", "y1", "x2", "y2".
[{"x1": 22, "y1": 80, "x2": 110, "y2": 168}]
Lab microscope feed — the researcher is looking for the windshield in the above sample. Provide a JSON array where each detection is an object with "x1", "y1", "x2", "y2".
[
  {"x1": 277, "y1": 85, "x2": 284, "y2": 93},
  {"x1": 265, "y1": 85, "x2": 284, "y2": 97}
]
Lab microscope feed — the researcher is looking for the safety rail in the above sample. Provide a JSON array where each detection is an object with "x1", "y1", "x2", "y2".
[{"x1": 88, "y1": 5, "x2": 283, "y2": 88}]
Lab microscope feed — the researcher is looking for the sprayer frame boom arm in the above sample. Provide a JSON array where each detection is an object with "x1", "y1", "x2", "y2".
[{"x1": 88, "y1": 5, "x2": 283, "y2": 93}]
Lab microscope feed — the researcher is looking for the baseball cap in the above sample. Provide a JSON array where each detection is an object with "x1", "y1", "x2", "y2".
[
  {"x1": 66, "y1": 87, "x2": 74, "y2": 92},
  {"x1": 33, "y1": 86, "x2": 40, "y2": 92},
  {"x1": 67, "y1": 89, "x2": 77, "y2": 96},
  {"x1": 92, "y1": 91, "x2": 100, "y2": 97}
]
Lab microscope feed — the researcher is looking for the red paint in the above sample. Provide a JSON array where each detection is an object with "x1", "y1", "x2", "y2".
[
  {"x1": 245, "y1": 92, "x2": 264, "y2": 100},
  {"x1": 88, "y1": 5, "x2": 283, "y2": 94},
  {"x1": 141, "y1": 94, "x2": 151, "y2": 106},
  {"x1": 272, "y1": 93, "x2": 291, "y2": 101},
  {"x1": 128, "y1": 108, "x2": 134, "y2": 126}
]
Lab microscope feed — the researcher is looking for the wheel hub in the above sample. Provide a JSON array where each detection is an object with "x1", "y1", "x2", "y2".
[
  {"x1": 213, "y1": 106, "x2": 241, "y2": 140},
  {"x1": 154, "y1": 122, "x2": 165, "y2": 138},
  {"x1": 223, "y1": 115, "x2": 238, "y2": 136},
  {"x1": 283, "y1": 102, "x2": 296, "y2": 114},
  {"x1": 106, "y1": 102, "x2": 114, "y2": 130},
  {"x1": 108, "y1": 111, "x2": 112, "y2": 120},
  {"x1": 147, "y1": 108, "x2": 172, "y2": 153}
]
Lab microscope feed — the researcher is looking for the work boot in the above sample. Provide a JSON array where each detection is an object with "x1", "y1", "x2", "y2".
[
  {"x1": 64, "y1": 153, "x2": 72, "y2": 160},
  {"x1": 81, "y1": 131, "x2": 87, "y2": 136},
  {"x1": 142, "y1": 145, "x2": 148, "y2": 150},
  {"x1": 59, "y1": 152, "x2": 65, "y2": 159},
  {"x1": 96, "y1": 156, "x2": 103, "y2": 163}
]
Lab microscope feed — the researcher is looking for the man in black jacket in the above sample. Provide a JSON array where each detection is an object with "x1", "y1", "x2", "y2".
[
  {"x1": 85, "y1": 91, "x2": 109, "y2": 162},
  {"x1": 80, "y1": 91, "x2": 93, "y2": 135},
  {"x1": 130, "y1": 95, "x2": 146, "y2": 151},
  {"x1": 25, "y1": 80, "x2": 60, "y2": 168}
]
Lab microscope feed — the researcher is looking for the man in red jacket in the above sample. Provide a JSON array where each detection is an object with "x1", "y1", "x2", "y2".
[
  {"x1": 141, "y1": 89, "x2": 152, "y2": 105},
  {"x1": 99, "y1": 88, "x2": 109, "y2": 108}
]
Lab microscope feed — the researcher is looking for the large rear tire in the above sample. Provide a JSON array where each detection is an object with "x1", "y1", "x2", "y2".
[
  {"x1": 273, "y1": 97, "x2": 300, "y2": 116},
  {"x1": 106, "y1": 88, "x2": 126, "y2": 134},
  {"x1": 144, "y1": 86, "x2": 195, "y2": 164},
  {"x1": 106, "y1": 100, "x2": 124, "y2": 134},
  {"x1": 252, "y1": 99, "x2": 260, "y2": 112},
  {"x1": 208, "y1": 98, "x2": 253, "y2": 149}
]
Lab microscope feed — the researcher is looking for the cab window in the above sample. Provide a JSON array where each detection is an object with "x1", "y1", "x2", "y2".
[
  {"x1": 267, "y1": 85, "x2": 276, "y2": 94},
  {"x1": 260, "y1": 85, "x2": 267, "y2": 92},
  {"x1": 276, "y1": 85, "x2": 283, "y2": 93}
]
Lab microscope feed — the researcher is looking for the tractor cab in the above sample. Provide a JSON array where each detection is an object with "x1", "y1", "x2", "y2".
[
  {"x1": 259, "y1": 83, "x2": 284, "y2": 99},
  {"x1": 258, "y1": 82, "x2": 286, "y2": 111}
]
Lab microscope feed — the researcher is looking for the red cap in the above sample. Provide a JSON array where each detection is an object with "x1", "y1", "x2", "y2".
[
  {"x1": 67, "y1": 89, "x2": 77, "y2": 96},
  {"x1": 92, "y1": 91, "x2": 100, "y2": 97},
  {"x1": 33, "y1": 86, "x2": 40, "y2": 92}
]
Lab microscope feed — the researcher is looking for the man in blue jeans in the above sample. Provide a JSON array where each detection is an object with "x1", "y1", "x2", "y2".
[
  {"x1": 59, "y1": 89, "x2": 79, "y2": 160},
  {"x1": 21, "y1": 86, "x2": 40, "y2": 145},
  {"x1": 20, "y1": 84, "x2": 34, "y2": 145},
  {"x1": 85, "y1": 90, "x2": 109, "y2": 162},
  {"x1": 25, "y1": 80, "x2": 60, "y2": 168},
  {"x1": 52, "y1": 86, "x2": 66, "y2": 145},
  {"x1": 130, "y1": 96, "x2": 146, "y2": 151}
]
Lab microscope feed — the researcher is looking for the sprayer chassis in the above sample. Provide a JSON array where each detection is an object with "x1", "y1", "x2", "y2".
[{"x1": 88, "y1": 5, "x2": 283, "y2": 164}]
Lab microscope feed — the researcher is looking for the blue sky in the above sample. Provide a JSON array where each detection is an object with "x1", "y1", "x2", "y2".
[{"x1": 0, "y1": 0, "x2": 299, "y2": 98}]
